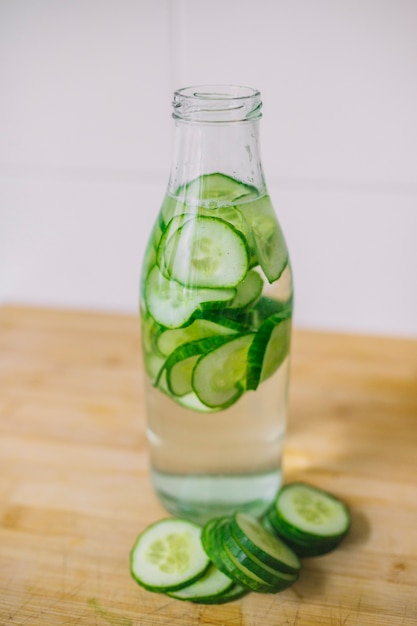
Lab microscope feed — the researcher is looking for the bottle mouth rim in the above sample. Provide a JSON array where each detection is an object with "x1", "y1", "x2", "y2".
[
  {"x1": 173, "y1": 84, "x2": 262, "y2": 122},
  {"x1": 174, "y1": 84, "x2": 261, "y2": 101}
]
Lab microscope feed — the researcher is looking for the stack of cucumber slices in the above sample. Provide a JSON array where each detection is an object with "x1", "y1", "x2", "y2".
[
  {"x1": 130, "y1": 483, "x2": 351, "y2": 604},
  {"x1": 141, "y1": 173, "x2": 293, "y2": 413}
]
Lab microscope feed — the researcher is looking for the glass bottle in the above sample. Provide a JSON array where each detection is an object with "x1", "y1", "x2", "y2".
[{"x1": 140, "y1": 85, "x2": 293, "y2": 523}]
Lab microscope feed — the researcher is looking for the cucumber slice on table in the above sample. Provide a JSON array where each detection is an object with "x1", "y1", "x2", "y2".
[
  {"x1": 192, "y1": 333, "x2": 255, "y2": 408},
  {"x1": 222, "y1": 534, "x2": 298, "y2": 591},
  {"x1": 247, "y1": 312, "x2": 292, "y2": 391},
  {"x1": 145, "y1": 266, "x2": 235, "y2": 329},
  {"x1": 195, "y1": 583, "x2": 249, "y2": 605},
  {"x1": 130, "y1": 518, "x2": 210, "y2": 592},
  {"x1": 167, "y1": 564, "x2": 234, "y2": 602},
  {"x1": 267, "y1": 483, "x2": 351, "y2": 556},
  {"x1": 162, "y1": 216, "x2": 249, "y2": 289},
  {"x1": 230, "y1": 512, "x2": 300, "y2": 575}
]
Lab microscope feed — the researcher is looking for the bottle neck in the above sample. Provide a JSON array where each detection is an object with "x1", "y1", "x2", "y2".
[
  {"x1": 168, "y1": 119, "x2": 266, "y2": 197},
  {"x1": 167, "y1": 85, "x2": 266, "y2": 198}
]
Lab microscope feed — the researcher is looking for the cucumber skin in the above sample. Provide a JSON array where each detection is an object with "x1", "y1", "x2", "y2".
[
  {"x1": 221, "y1": 529, "x2": 299, "y2": 590},
  {"x1": 265, "y1": 482, "x2": 351, "y2": 557},
  {"x1": 202, "y1": 518, "x2": 289, "y2": 594},
  {"x1": 246, "y1": 311, "x2": 292, "y2": 391},
  {"x1": 229, "y1": 513, "x2": 301, "y2": 575}
]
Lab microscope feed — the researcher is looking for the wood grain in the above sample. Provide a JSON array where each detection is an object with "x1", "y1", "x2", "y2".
[{"x1": 0, "y1": 305, "x2": 416, "y2": 626}]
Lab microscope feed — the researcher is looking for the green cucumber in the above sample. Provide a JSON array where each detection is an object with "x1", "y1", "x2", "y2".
[
  {"x1": 275, "y1": 483, "x2": 351, "y2": 541},
  {"x1": 162, "y1": 216, "x2": 249, "y2": 289},
  {"x1": 178, "y1": 172, "x2": 258, "y2": 203},
  {"x1": 156, "y1": 213, "x2": 195, "y2": 277},
  {"x1": 230, "y1": 512, "x2": 300, "y2": 575},
  {"x1": 246, "y1": 312, "x2": 291, "y2": 391},
  {"x1": 159, "y1": 195, "x2": 187, "y2": 230},
  {"x1": 242, "y1": 195, "x2": 288, "y2": 283},
  {"x1": 227, "y1": 270, "x2": 263, "y2": 310},
  {"x1": 157, "y1": 334, "x2": 239, "y2": 399},
  {"x1": 167, "y1": 355, "x2": 200, "y2": 397},
  {"x1": 192, "y1": 334, "x2": 255, "y2": 409},
  {"x1": 221, "y1": 529, "x2": 298, "y2": 591},
  {"x1": 167, "y1": 564, "x2": 234, "y2": 602},
  {"x1": 202, "y1": 517, "x2": 274, "y2": 593},
  {"x1": 130, "y1": 518, "x2": 210, "y2": 592},
  {"x1": 195, "y1": 583, "x2": 249, "y2": 604},
  {"x1": 145, "y1": 266, "x2": 235, "y2": 329},
  {"x1": 266, "y1": 483, "x2": 351, "y2": 557},
  {"x1": 157, "y1": 318, "x2": 237, "y2": 357}
]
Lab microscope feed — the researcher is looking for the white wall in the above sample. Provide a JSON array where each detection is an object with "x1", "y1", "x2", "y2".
[{"x1": 1, "y1": 0, "x2": 416, "y2": 336}]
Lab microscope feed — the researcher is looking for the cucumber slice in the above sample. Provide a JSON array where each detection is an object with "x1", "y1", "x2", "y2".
[
  {"x1": 130, "y1": 518, "x2": 210, "y2": 592},
  {"x1": 250, "y1": 295, "x2": 293, "y2": 327},
  {"x1": 196, "y1": 583, "x2": 249, "y2": 604},
  {"x1": 275, "y1": 483, "x2": 351, "y2": 541},
  {"x1": 167, "y1": 564, "x2": 234, "y2": 602},
  {"x1": 246, "y1": 312, "x2": 291, "y2": 391},
  {"x1": 157, "y1": 334, "x2": 239, "y2": 397},
  {"x1": 242, "y1": 195, "x2": 288, "y2": 283},
  {"x1": 230, "y1": 512, "x2": 300, "y2": 575},
  {"x1": 178, "y1": 173, "x2": 258, "y2": 203},
  {"x1": 145, "y1": 266, "x2": 235, "y2": 329},
  {"x1": 265, "y1": 506, "x2": 342, "y2": 557},
  {"x1": 222, "y1": 529, "x2": 298, "y2": 591},
  {"x1": 192, "y1": 334, "x2": 255, "y2": 409},
  {"x1": 218, "y1": 528, "x2": 280, "y2": 594},
  {"x1": 202, "y1": 517, "x2": 273, "y2": 593},
  {"x1": 227, "y1": 270, "x2": 263, "y2": 310},
  {"x1": 157, "y1": 318, "x2": 237, "y2": 357},
  {"x1": 157, "y1": 213, "x2": 195, "y2": 277},
  {"x1": 167, "y1": 355, "x2": 200, "y2": 397},
  {"x1": 159, "y1": 195, "x2": 187, "y2": 230},
  {"x1": 162, "y1": 216, "x2": 249, "y2": 289}
]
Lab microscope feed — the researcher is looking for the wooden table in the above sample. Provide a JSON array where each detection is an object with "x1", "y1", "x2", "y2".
[{"x1": 0, "y1": 305, "x2": 416, "y2": 625}]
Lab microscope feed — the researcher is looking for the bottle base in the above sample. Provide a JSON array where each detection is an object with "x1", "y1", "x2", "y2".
[{"x1": 151, "y1": 468, "x2": 282, "y2": 524}]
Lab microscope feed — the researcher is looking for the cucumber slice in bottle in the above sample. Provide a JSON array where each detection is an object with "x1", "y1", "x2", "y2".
[
  {"x1": 159, "y1": 195, "x2": 187, "y2": 230},
  {"x1": 247, "y1": 312, "x2": 292, "y2": 391},
  {"x1": 167, "y1": 354, "x2": 200, "y2": 397},
  {"x1": 192, "y1": 333, "x2": 255, "y2": 409},
  {"x1": 145, "y1": 266, "x2": 235, "y2": 329},
  {"x1": 157, "y1": 334, "x2": 239, "y2": 392},
  {"x1": 157, "y1": 213, "x2": 195, "y2": 277},
  {"x1": 178, "y1": 172, "x2": 258, "y2": 203},
  {"x1": 242, "y1": 195, "x2": 288, "y2": 283},
  {"x1": 167, "y1": 563, "x2": 234, "y2": 602},
  {"x1": 230, "y1": 512, "x2": 300, "y2": 575},
  {"x1": 130, "y1": 518, "x2": 210, "y2": 592},
  {"x1": 227, "y1": 270, "x2": 263, "y2": 310},
  {"x1": 274, "y1": 483, "x2": 351, "y2": 542},
  {"x1": 157, "y1": 318, "x2": 237, "y2": 357},
  {"x1": 163, "y1": 216, "x2": 249, "y2": 289}
]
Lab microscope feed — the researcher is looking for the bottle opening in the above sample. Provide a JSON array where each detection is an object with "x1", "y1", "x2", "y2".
[{"x1": 173, "y1": 84, "x2": 262, "y2": 123}]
